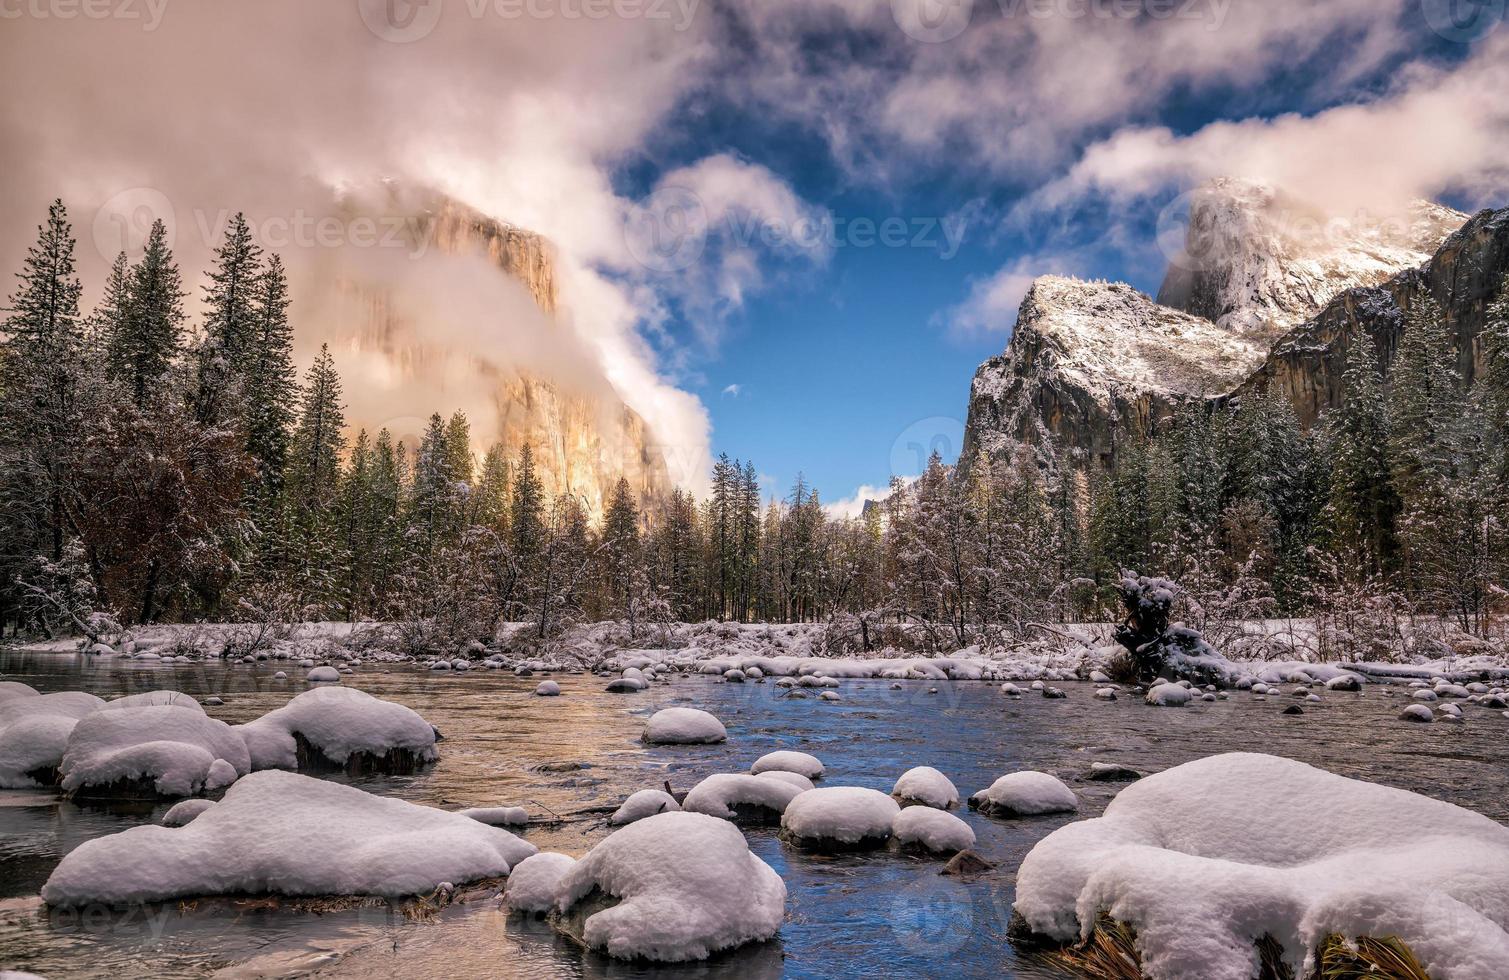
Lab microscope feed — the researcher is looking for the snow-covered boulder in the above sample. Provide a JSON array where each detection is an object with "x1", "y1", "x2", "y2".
[
  {"x1": 1013, "y1": 753, "x2": 1509, "y2": 980},
  {"x1": 237, "y1": 686, "x2": 437, "y2": 775},
  {"x1": 1399, "y1": 704, "x2": 1435, "y2": 723},
  {"x1": 505, "y1": 852, "x2": 577, "y2": 914},
  {"x1": 681, "y1": 773, "x2": 802, "y2": 823},
  {"x1": 0, "y1": 691, "x2": 106, "y2": 788},
  {"x1": 892, "y1": 806, "x2": 975, "y2": 854},
  {"x1": 0, "y1": 680, "x2": 40, "y2": 702},
  {"x1": 554, "y1": 811, "x2": 785, "y2": 962},
  {"x1": 161, "y1": 798, "x2": 215, "y2": 827},
  {"x1": 971, "y1": 771, "x2": 1077, "y2": 818},
  {"x1": 99, "y1": 691, "x2": 204, "y2": 713},
  {"x1": 642, "y1": 707, "x2": 727, "y2": 745},
  {"x1": 1145, "y1": 683, "x2": 1193, "y2": 707},
  {"x1": 781, "y1": 786, "x2": 900, "y2": 849},
  {"x1": 42, "y1": 770, "x2": 536, "y2": 906},
  {"x1": 458, "y1": 805, "x2": 528, "y2": 827},
  {"x1": 305, "y1": 666, "x2": 340, "y2": 683},
  {"x1": 756, "y1": 770, "x2": 814, "y2": 792},
  {"x1": 59, "y1": 705, "x2": 250, "y2": 799},
  {"x1": 610, "y1": 789, "x2": 681, "y2": 826},
  {"x1": 535, "y1": 680, "x2": 561, "y2": 697},
  {"x1": 750, "y1": 750, "x2": 824, "y2": 779},
  {"x1": 891, "y1": 766, "x2": 959, "y2": 809}
]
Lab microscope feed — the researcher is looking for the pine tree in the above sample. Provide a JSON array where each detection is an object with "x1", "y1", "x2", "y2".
[
  {"x1": 509, "y1": 443, "x2": 545, "y2": 616},
  {"x1": 117, "y1": 219, "x2": 185, "y2": 406},
  {"x1": 0, "y1": 200, "x2": 85, "y2": 575},
  {"x1": 1328, "y1": 327, "x2": 1398, "y2": 574},
  {"x1": 244, "y1": 254, "x2": 296, "y2": 496},
  {"x1": 192, "y1": 213, "x2": 262, "y2": 424},
  {"x1": 284, "y1": 344, "x2": 346, "y2": 608}
]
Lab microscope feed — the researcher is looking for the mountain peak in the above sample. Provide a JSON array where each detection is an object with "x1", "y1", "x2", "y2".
[{"x1": 1156, "y1": 179, "x2": 1466, "y2": 339}]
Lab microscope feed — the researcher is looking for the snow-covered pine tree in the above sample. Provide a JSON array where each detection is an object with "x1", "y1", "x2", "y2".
[
  {"x1": 284, "y1": 343, "x2": 346, "y2": 609},
  {"x1": 1327, "y1": 326, "x2": 1397, "y2": 575},
  {"x1": 191, "y1": 213, "x2": 262, "y2": 425},
  {"x1": 0, "y1": 200, "x2": 85, "y2": 579},
  {"x1": 243, "y1": 253, "x2": 296, "y2": 498},
  {"x1": 117, "y1": 219, "x2": 185, "y2": 407}
]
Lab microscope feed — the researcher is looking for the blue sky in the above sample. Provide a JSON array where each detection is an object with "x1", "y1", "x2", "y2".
[{"x1": 607, "y1": 8, "x2": 1494, "y2": 509}]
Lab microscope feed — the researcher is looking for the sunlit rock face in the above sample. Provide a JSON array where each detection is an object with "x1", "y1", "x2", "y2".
[{"x1": 309, "y1": 192, "x2": 671, "y2": 520}]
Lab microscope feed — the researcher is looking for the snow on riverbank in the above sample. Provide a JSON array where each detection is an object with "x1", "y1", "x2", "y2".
[
  {"x1": 1014, "y1": 753, "x2": 1509, "y2": 980},
  {"x1": 42, "y1": 770, "x2": 537, "y2": 905},
  {"x1": 13, "y1": 617, "x2": 1508, "y2": 687}
]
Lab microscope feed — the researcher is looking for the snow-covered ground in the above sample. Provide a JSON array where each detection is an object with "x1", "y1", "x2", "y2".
[{"x1": 19, "y1": 617, "x2": 1506, "y2": 689}]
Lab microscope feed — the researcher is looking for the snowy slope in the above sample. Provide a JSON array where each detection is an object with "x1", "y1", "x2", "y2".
[{"x1": 1157, "y1": 178, "x2": 1464, "y2": 340}]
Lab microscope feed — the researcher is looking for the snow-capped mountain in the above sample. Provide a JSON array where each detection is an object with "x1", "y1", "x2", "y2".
[
  {"x1": 1156, "y1": 178, "x2": 1465, "y2": 340},
  {"x1": 963, "y1": 276, "x2": 1265, "y2": 467},
  {"x1": 963, "y1": 179, "x2": 1495, "y2": 471}
]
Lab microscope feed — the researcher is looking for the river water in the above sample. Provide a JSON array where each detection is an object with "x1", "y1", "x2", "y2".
[{"x1": 1, "y1": 650, "x2": 1505, "y2": 978}]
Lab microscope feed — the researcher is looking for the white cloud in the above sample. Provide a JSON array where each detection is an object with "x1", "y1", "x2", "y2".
[
  {"x1": 823, "y1": 477, "x2": 914, "y2": 519},
  {"x1": 722, "y1": 383, "x2": 742, "y2": 397}
]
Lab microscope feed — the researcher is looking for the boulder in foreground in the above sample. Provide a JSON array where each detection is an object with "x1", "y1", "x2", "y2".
[{"x1": 42, "y1": 770, "x2": 536, "y2": 906}]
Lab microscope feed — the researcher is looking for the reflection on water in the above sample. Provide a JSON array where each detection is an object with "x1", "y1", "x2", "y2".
[{"x1": 1, "y1": 649, "x2": 1505, "y2": 978}]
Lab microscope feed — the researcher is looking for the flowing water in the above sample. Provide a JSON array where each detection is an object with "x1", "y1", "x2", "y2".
[{"x1": 1, "y1": 650, "x2": 1506, "y2": 979}]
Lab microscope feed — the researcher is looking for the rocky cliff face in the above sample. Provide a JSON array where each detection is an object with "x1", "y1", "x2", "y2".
[
  {"x1": 963, "y1": 276, "x2": 1265, "y2": 467},
  {"x1": 963, "y1": 180, "x2": 1498, "y2": 472},
  {"x1": 1156, "y1": 178, "x2": 1464, "y2": 341},
  {"x1": 333, "y1": 195, "x2": 672, "y2": 520},
  {"x1": 1232, "y1": 206, "x2": 1509, "y2": 424}
]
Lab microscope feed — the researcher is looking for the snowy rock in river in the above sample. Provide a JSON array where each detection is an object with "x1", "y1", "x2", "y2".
[
  {"x1": 505, "y1": 852, "x2": 577, "y2": 914},
  {"x1": 755, "y1": 770, "x2": 814, "y2": 792},
  {"x1": 971, "y1": 772, "x2": 1078, "y2": 818},
  {"x1": 1398, "y1": 704, "x2": 1435, "y2": 723},
  {"x1": 161, "y1": 798, "x2": 215, "y2": 827},
  {"x1": 891, "y1": 766, "x2": 959, "y2": 809},
  {"x1": 0, "y1": 691, "x2": 106, "y2": 789},
  {"x1": 1145, "y1": 683, "x2": 1193, "y2": 707},
  {"x1": 681, "y1": 773, "x2": 802, "y2": 824},
  {"x1": 42, "y1": 770, "x2": 536, "y2": 906},
  {"x1": 892, "y1": 806, "x2": 975, "y2": 854},
  {"x1": 750, "y1": 750, "x2": 824, "y2": 779},
  {"x1": 610, "y1": 789, "x2": 681, "y2": 826},
  {"x1": 459, "y1": 805, "x2": 528, "y2": 826},
  {"x1": 781, "y1": 786, "x2": 900, "y2": 850},
  {"x1": 237, "y1": 686, "x2": 437, "y2": 774},
  {"x1": 535, "y1": 680, "x2": 561, "y2": 696},
  {"x1": 554, "y1": 811, "x2": 785, "y2": 962},
  {"x1": 305, "y1": 666, "x2": 340, "y2": 683},
  {"x1": 642, "y1": 707, "x2": 727, "y2": 745},
  {"x1": 1013, "y1": 752, "x2": 1509, "y2": 980},
  {"x1": 60, "y1": 704, "x2": 250, "y2": 799}
]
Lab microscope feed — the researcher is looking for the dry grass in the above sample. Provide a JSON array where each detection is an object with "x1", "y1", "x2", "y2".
[
  {"x1": 1317, "y1": 935, "x2": 1430, "y2": 980},
  {"x1": 1037, "y1": 915, "x2": 1429, "y2": 980}
]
